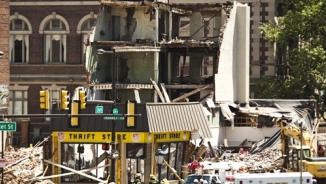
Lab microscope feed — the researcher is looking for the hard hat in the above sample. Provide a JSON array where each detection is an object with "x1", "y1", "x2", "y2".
[
  {"x1": 194, "y1": 179, "x2": 199, "y2": 183},
  {"x1": 135, "y1": 173, "x2": 141, "y2": 178},
  {"x1": 150, "y1": 174, "x2": 156, "y2": 179}
]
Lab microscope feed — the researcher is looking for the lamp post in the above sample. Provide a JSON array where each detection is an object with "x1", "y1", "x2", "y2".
[
  {"x1": 155, "y1": 149, "x2": 165, "y2": 184},
  {"x1": 0, "y1": 51, "x2": 3, "y2": 184},
  {"x1": 97, "y1": 48, "x2": 116, "y2": 183}
]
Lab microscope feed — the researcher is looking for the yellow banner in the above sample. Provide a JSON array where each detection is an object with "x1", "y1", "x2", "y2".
[{"x1": 53, "y1": 131, "x2": 190, "y2": 143}]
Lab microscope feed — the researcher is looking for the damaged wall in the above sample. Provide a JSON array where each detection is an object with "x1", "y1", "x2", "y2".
[
  {"x1": 215, "y1": 1, "x2": 250, "y2": 103},
  {"x1": 172, "y1": 11, "x2": 222, "y2": 41},
  {"x1": 109, "y1": 7, "x2": 156, "y2": 42}
]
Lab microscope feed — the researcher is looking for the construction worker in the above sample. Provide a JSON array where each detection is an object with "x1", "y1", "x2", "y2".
[
  {"x1": 149, "y1": 174, "x2": 158, "y2": 184},
  {"x1": 133, "y1": 173, "x2": 142, "y2": 184}
]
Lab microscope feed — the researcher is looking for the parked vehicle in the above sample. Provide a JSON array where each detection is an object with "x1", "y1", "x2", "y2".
[
  {"x1": 225, "y1": 172, "x2": 316, "y2": 184},
  {"x1": 182, "y1": 174, "x2": 222, "y2": 184}
]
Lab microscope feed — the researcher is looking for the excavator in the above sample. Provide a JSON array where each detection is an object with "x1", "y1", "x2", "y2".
[{"x1": 280, "y1": 118, "x2": 326, "y2": 183}]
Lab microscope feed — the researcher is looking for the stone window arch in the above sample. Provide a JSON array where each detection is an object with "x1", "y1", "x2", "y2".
[
  {"x1": 39, "y1": 12, "x2": 70, "y2": 63},
  {"x1": 9, "y1": 12, "x2": 32, "y2": 63},
  {"x1": 77, "y1": 12, "x2": 97, "y2": 63}
]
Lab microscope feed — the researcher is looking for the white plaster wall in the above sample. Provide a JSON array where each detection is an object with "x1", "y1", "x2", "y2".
[
  {"x1": 215, "y1": 2, "x2": 250, "y2": 103},
  {"x1": 214, "y1": 2, "x2": 237, "y2": 102},
  {"x1": 207, "y1": 127, "x2": 279, "y2": 147},
  {"x1": 235, "y1": 4, "x2": 250, "y2": 103}
]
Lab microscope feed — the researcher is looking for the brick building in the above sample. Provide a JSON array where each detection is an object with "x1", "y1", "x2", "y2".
[
  {"x1": 9, "y1": 0, "x2": 100, "y2": 146},
  {"x1": 0, "y1": 0, "x2": 10, "y2": 114}
]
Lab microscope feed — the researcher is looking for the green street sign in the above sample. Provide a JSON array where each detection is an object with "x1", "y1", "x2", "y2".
[
  {"x1": 103, "y1": 117, "x2": 124, "y2": 120},
  {"x1": 95, "y1": 106, "x2": 103, "y2": 114},
  {"x1": 112, "y1": 108, "x2": 119, "y2": 114},
  {"x1": 0, "y1": 122, "x2": 16, "y2": 131}
]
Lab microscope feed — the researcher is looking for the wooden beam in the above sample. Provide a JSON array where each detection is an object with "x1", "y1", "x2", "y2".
[
  {"x1": 25, "y1": 163, "x2": 111, "y2": 182},
  {"x1": 43, "y1": 160, "x2": 109, "y2": 183},
  {"x1": 150, "y1": 78, "x2": 165, "y2": 102},
  {"x1": 160, "y1": 83, "x2": 170, "y2": 102},
  {"x1": 171, "y1": 83, "x2": 214, "y2": 102}
]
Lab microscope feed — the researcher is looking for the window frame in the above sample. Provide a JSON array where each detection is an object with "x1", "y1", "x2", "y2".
[
  {"x1": 39, "y1": 12, "x2": 70, "y2": 64},
  {"x1": 178, "y1": 56, "x2": 190, "y2": 77},
  {"x1": 178, "y1": 16, "x2": 191, "y2": 38},
  {"x1": 77, "y1": 12, "x2": 98, "y2": 64},
  {"x1": 9, "y1": 13, "x2": 32, "y2": 64},
  {"x1": 201, "y1": 56, "x2": 214, "y2": 77},
  {"x1": 202, "y1": 17, "x2": 215, "y2": 38},
  {"x1": 8, "y1": 84, "x2": 29, "y2": 117}
]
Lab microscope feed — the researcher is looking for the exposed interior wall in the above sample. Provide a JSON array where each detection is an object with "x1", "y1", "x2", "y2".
[
  {"x1": 109, "y1": 7, "x2": 156, "y2": 42},
  {"x1": 208, "y1": 127, "x2": 279, "y2": 147},
  {"x1": 214, "y1": 2, "x2": 249, "y2": 103}
]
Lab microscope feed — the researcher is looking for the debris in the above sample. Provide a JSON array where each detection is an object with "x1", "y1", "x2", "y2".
[{"x1": 2, "y1": 146, "x2": 44, "y2": 183}]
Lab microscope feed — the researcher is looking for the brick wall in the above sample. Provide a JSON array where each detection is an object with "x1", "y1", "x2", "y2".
[
  {"x1": 10, "y1": 5, "x2": 100, "y2": 65},
  {"x1": 0, "y1": 0, "x2": 9, "y2": 85}
]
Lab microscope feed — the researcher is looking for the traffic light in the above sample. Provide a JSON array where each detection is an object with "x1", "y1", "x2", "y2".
[
  {"x1": 77, "y1": 145, "x2": 84, "y2": 153},
  {"x1": 126, "y1": 101, "x2": 136, "y2": 127},
  {"x1": 79, "y1": 90, "x2": 87, "y2": 110},
  {"x1": 39, "y1": 90, "x2": 50, "y2": 110},
  {"x1": 102, "y1": 143, "x2": 110, "y2": 150},
  {"x1": 70, "y1": 101, "x2": 79, "y2": 127},
  {"x1": 60, "y1": 90, "x2": 70, "y2": 110}
]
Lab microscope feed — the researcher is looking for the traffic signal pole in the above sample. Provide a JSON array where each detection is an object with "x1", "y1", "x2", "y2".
[
  {"x1": 0, "y1": 114, "x2": 141, "y2": 118},
  {"x1": 111, "y1": 49, "x2": 117, "y2": 183}
]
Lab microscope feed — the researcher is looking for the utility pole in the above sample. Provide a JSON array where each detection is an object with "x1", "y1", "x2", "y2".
[{"x1": 111, "y1": 49, "x2": 117, "y2": 183}]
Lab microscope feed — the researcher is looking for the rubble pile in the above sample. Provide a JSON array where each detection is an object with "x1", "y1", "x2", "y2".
[
  {"x1": 215, "y1": 135, "x2": 285, "y2": 173},
  {"x1": 1, "y1": 146, "x2": 50, "y2": 184}
]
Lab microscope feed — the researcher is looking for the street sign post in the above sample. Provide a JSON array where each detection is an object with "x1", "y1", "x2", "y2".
[
  {"x1": 95, "y1": 106, "x2": 104, "y2": 114},
  {"x1": 103, "y1": 117, "x2": 124, "y2": 120},
  {"x1": 112, "y1": 107, "x2": 118, "y2": 114},
  {"x1": 104, "y1": 107, "x2": 124, "y2": 120},
  {"x1": 0, "y1": 122, "x2": 16, "y2": 131}
]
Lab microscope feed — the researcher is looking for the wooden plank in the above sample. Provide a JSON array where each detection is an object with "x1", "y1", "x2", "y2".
[
  {"x1": 134, "y1": 89, "x2": 141, "y2": 103},
  {"x1": 150, "y1": 78, "x2": 165, "y2": 102},
  {"x1": 160, "y1": 83, "x2": 170, "y2": 102},
  {"x1": 163, "y1": 160, "x2": 183, "y2": 182},
  {"x1": 43, "y1": 159, "x2": 109, "y2": 183},
  {"x1": 25, "y1": 163, "x2": 111, "y2": 182},
  {"x1": 171, "y1": 83, "x2": 214, "y2": 102}
]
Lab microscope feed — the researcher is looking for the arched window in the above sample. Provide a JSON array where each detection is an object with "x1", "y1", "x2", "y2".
[
  {"x1": 39, "y1": 12, "x2": 70, "y2": 63},
  {"x1": 9, "y1": 12, "x2": 32, "y2": 63},
  {"x1": 77, "y1": 12, "x2": 97, "y2": 63}
]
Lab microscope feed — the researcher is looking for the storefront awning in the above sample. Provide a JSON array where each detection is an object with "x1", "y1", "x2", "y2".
[{"x1": 146, "y1": 102, "x2": 213, "y2": 138}]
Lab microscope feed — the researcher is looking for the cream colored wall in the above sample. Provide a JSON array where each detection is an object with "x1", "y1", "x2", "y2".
[{"x1": 215, "y1": 1, "x2": 250, "y2": 103}]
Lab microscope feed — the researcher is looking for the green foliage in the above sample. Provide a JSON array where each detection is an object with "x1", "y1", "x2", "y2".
[{"x1": 255, "y1": 0, "x2": 326, "y2": 119}]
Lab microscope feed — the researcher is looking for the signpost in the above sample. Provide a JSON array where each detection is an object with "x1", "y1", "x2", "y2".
[
  {"x1": 0, "y1": 121, "x2": 16, "y2": 183},
  {"x1": 0, "y1": 122, "x2": 16, "y2": 131},
  {"x1": 95, "y1": 106, "x2": 104, "y2": 114},
  {"x1": 103, "y1": 117, "x2": 124, "y2": 120},
  {"x1": 112, "y1": 107, "x2": 118, "y2": 114},
  {"x1": 104, "y1": 107, "x2": 124, "y2": 120}
]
